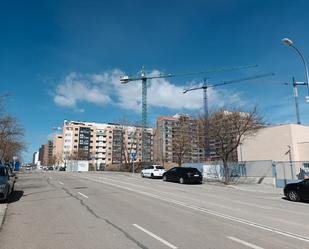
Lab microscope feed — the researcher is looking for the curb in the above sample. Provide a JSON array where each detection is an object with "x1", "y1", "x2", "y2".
[
  {"x1": 0, "y1": 203, "x2": 8, "y2": 230},
  {"x1": 226, "y1": 184, "x2": 282, "y2": 194}
]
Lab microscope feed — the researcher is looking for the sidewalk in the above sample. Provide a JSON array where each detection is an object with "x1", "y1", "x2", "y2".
[
  {"x1": 203, "y1": 181, "x2": 283, "y2": 194},
  {"x1": 0, "y1": 203, "x2": 8, "y2": 229},
  {"x1": 226, "y1": 184, "x2": 283, "y2": 194}
]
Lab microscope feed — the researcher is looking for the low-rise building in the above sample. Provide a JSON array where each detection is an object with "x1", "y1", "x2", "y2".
[{"x1": 239, "y1": 124, "x2": 309, "y2": 177}]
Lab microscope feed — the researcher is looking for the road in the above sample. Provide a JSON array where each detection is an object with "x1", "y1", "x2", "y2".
[{"x1": 0, "y1": 171, "x2": 309, "y2": 249}]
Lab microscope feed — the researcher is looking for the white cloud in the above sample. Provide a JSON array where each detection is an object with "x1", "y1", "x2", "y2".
[
  {"x1": 53, "y1": 69, "x2": 247, "y2": 112},
  {"x1": 54, "y1": 72, "x2": 112, "y2": 110}
]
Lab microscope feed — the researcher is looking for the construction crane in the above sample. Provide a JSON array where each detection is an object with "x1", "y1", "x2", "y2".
[
  {"x1": 183, "y1": 72, "x2": 274, "y2": 160},
  {"x1": 284, "y1": 77, "x2": 307, "y2": 124},
  {"x1": 183, "y1": 73, "x2": 275, "y2": 119},
  {"x1": 120, "y1": 64, "x2": 258, "y2": 162}
]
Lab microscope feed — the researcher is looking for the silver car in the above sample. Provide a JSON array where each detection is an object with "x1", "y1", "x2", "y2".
[{"x1": 0, "y1": 165, "x2": 15, "y2": 201}]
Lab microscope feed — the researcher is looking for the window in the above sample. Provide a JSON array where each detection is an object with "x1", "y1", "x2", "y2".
[{"x1": 303, "y1": 163, "x2": 309, "y2": 169}]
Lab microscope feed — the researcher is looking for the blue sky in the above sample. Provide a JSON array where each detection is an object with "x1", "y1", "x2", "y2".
[{"x1": 1, "y1": 0, "x2": 309, "y2": 162}]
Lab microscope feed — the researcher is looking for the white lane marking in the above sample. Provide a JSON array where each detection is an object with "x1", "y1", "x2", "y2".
[
  {"x1": 78, "y1": 192, "x2": 88, "y2": 198},
  {"x1": 48, "y1": 176, "x2": 53, "y2": 179},
  {"x1": 58, "y1": 181, "x2": 64, "y2": 185},
  {"x1": 133, "y1": 224, "x2": 177, "y2": 249},
  {"x1": 227, "y1": 236, "x2": 264, "y2": 249},
  {"x1": 78, "y1": 175, "x2": 309, "y2": 244}
]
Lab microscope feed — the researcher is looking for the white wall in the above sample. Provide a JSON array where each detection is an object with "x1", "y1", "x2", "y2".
[{"x1": 239, "y1": 124, "x2": 309, "y2": 162}]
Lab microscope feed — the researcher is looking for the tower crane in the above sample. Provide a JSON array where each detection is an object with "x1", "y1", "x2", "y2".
[
  {"x1": 120, "y1": 64, "x2": 258, "y2": 162},
  {"x1": 183, "y1": 72, "x2": 274, "y2": 160}
]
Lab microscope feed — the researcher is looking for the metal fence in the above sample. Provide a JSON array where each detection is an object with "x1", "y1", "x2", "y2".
[{"x1": 275, "y1": 161, "x2": 309, "y2": 187}]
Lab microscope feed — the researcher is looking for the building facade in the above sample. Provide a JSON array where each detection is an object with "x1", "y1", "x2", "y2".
[
  {"x1": 61, "y1": 120, "x2": 154, "y2": 169},
  {"x1": 52, "y1": 134, "x2": 63, "y2": 165},
  {"x1": 239, "y1": 124, "x2": 309, "y2": 162},
  {"x1": 32, "y1": 151, "x2": 39, "y2": 165},
  {"x1": 38, "y1": 141, "x2": 53, "y2": 166},
  {"x1": 154, "y1": 114, "x2": 205, "y2": 166}
]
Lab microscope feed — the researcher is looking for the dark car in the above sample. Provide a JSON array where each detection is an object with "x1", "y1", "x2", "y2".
[
  {"x1": 162, "y1": 167, "x2": 203, "y2": 184},
  {"x1": 0, "y1": 165, "x2": 15, "y2": 201},
  {"x1": 284, "y1": 179, "x2": 309, "y2": 202}
]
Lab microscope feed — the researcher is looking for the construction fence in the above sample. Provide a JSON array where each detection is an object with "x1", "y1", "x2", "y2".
[{"x1": 183, "y1": 160, "x2": 309, "y2": 187}]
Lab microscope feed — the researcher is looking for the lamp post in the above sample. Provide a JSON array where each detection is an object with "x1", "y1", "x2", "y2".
[{"x1": 282, "y1": 38, "x2": 309, "y2": 102}]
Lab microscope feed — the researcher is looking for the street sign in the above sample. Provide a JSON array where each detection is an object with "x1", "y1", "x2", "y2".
[{"x1": 131, "y1": 151, "x2": 136, "y2": 160}]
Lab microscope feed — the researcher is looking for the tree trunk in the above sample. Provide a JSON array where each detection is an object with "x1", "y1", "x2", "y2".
[{"x1": 223, "y1": 160, "x2": 229, "y2": 184}]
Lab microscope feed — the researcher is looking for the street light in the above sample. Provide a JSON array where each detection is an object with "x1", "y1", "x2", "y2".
[{"x1": 282, "y1": 38, "x2": 309, "y2": 102}]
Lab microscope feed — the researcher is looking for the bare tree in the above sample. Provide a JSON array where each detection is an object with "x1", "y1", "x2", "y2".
[
  {"x1": 0, "y1": 115, "x2": 25, "y2": 162},
  {"x1": 207, "y1": 107, "x2": 263, "y2": 184},
  {"x1": 114, "y1": 118, "x2": 141, "y2": 172},
  {"x1": 67, "y1": 149, "x2": 89, "y2": 160},
  {"x1": 51, "y1": 152, "x2": 64, "y2": 167},
  {"x1": 172, "y1": 116, "x2": 193, "y2": 166}
]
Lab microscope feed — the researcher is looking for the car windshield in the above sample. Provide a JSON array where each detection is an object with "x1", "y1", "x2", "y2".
[{"x1": 0, "y1": 167, "x2": 5, "y2": 176}]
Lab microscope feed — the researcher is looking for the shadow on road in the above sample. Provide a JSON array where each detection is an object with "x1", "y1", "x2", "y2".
[
  {"x1": 281, "y1": 196, "x2": 309, "y2": 204},
  {"x1": 7, "y1": 190, "x2": 24, "y2": 204}
]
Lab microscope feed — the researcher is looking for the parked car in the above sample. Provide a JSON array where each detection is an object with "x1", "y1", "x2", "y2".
[
  {"x1": 162, "y1": 167, "x2": 203, "y2": 184},
  {"x1": 284, "y1": 179, "x2": 309, "y2": 202},
  {"x1": 48, "y1": 166, "x2": 54, "y2": 171},
  {"x1": 141, "y1": 165, "x2": 166, "y2": 178},
  {"x1": 0, "y1": 165, "x2": 15, "y2": 201}
]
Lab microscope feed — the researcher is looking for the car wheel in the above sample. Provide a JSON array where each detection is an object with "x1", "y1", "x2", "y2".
[
  {"x1": 141, "y1": 173, "x2": 144, "y2": 178},
  {"x1": 179, "y1": 177, "x2": 185, "y2": 184},
  {"x1": 288, "y1": 190, "x2": 300, "y2": 202},
  {"x1": 163, "y1": 175, "x2": 167, "y2": 181},
  {"x1": 150, "y1": 173, "x2": 154, "y2": 179}
]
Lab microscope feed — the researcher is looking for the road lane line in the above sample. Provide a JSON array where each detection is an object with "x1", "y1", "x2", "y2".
[
  {"x1": 133, "y1": 224, "x2": 177, "y2": 249},
  {"x1": 227, "y1": 236, "x2": 264, "y2": 249},
  {"x1": 58, "y1": 181, "x2": 64, "y2": 185},
  {"x1": 78, "y1": 192, "x2": 88, "y2": 198},
  {"x1": 78, "y1": 175, "x2": 309, "y2": 244}
]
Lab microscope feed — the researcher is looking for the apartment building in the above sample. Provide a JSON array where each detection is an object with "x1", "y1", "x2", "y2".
[
  {"x1": 32, "y1": 151, "x2": 39, "y2": 165},
  {"x1": 61, "y1": 120, "x2": 154, "y2": 169},
  {"x1": 153, "y1": 113, "x2": 239, "y2": 166},
  {"x1": 154, "y1": 114, "x2": 205, "y2": 166},
  {"x1": 52, "y1": 134, "x2": 63, "y2": 163},
  {"x1": 38, "y1": 141, "x2": 53, "y2": 166}
]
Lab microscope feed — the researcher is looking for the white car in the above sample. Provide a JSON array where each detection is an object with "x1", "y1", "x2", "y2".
[{"x1": 141, "y1": 165, "x2": 166, "y2": 179}]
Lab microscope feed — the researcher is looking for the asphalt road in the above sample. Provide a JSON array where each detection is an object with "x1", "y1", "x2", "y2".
[{"x1": 0, "y1": 171, "x2": 309, "y2": 249}]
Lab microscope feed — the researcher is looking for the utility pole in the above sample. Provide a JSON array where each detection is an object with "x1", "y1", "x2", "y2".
[{"x1": 284, "y1": 77, "x2": 307, "y2": 124}]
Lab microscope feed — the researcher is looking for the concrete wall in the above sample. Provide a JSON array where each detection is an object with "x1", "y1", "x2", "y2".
[{"x1": 240, "y1": 124, "x2": 309, "y2": 162}]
